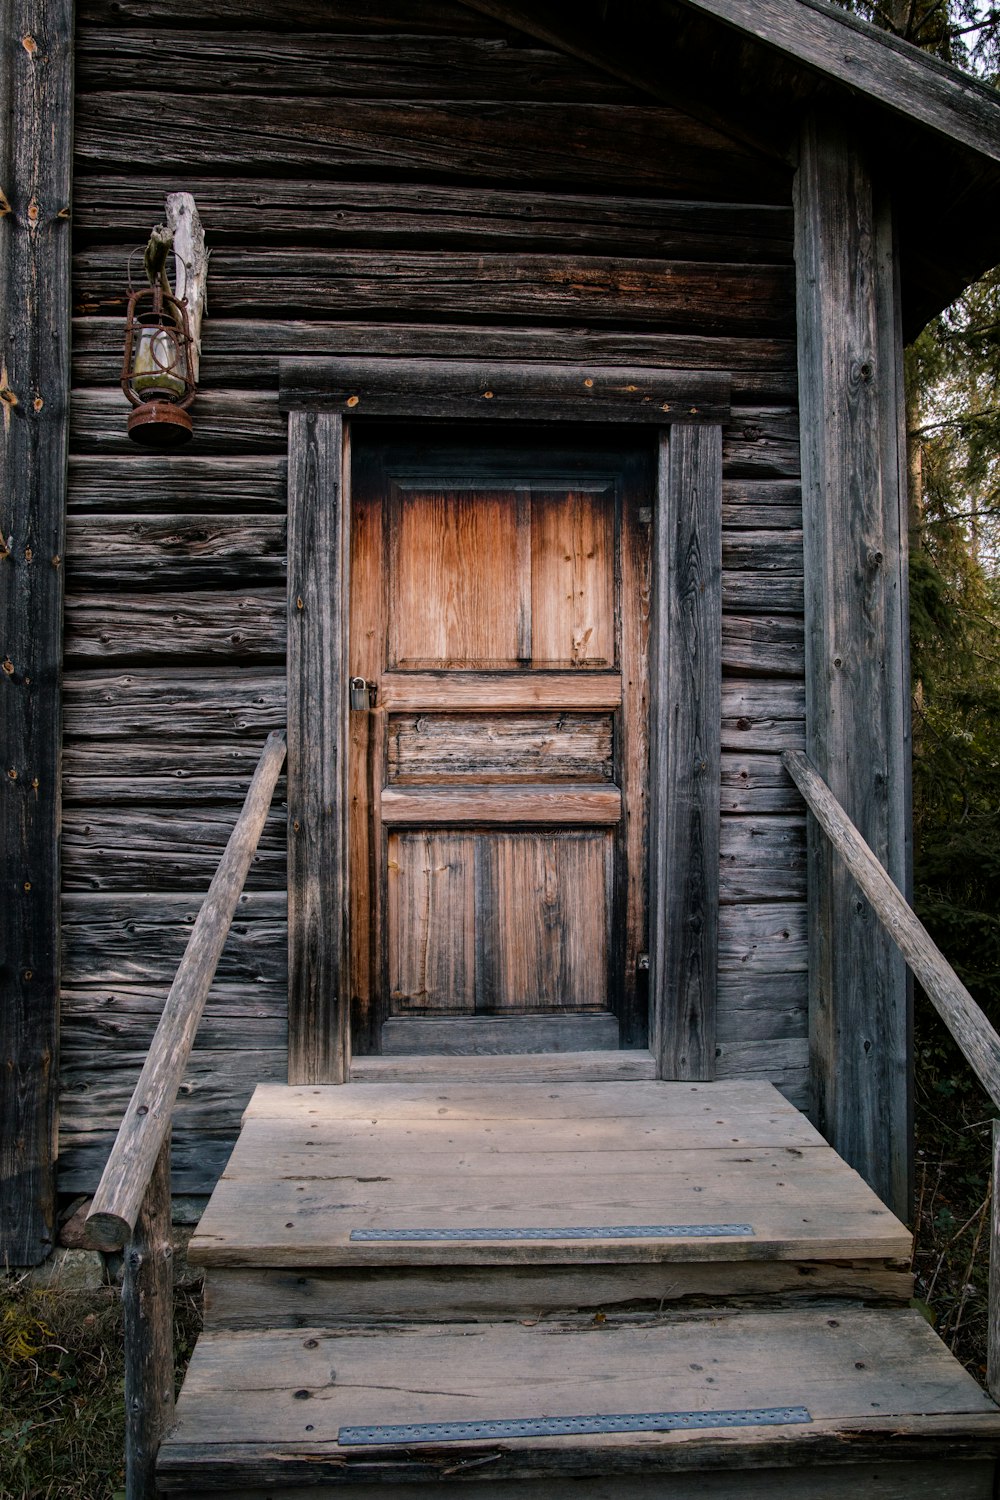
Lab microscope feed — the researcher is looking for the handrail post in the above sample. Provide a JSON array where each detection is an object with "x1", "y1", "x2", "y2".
[
  {"x1": 990, "y1": 1122, "x2": 1000, "y2": 1405},
  {"x1": 124, "y1": 1132, "x2": 174, "y2": 1500}
]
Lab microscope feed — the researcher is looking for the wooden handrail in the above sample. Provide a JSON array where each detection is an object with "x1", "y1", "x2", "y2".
[
  {"x1": 783, "y1": 749, "x2": 1000, "y2": 1113},
  {"x1": 86, "y1": 729, "x2": 287, "y2": 1250},
  {"x1": 784, "y1": 747, "x2": 1000, "y2": 1404}
]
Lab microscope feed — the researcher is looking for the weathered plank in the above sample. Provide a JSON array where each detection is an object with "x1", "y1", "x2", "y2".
[
  {"x1": 85, "y1": 731, "x2": 286, "y2": 1247},
  {"x1": 63, "y1": 668, "x2": 286, "y2": 744},
  {"x1": 795, "y1": 114, "x2": 910, "y2": 1221},
  {"x1": 63, "y1": 590, "x2": 286, "y2": 663},
  {"x1": 388, "y1": 711, "x2": 613, "y2": 784},
  {"x1": 65, "y1": 516, "x2": 286, "y2": 588},
  {"x1": 71, "y1": 316, "x2": 797, "y2": 399},
  {"x1": 67, "y1": 454, "x2": 286, "y2": 514},
  {"x1": 72, "y1": 176, "x2": 794, "y2": 257},
  {"x1": 61, "y1": 892, "x2": 288, "y2": 988},
  {"x1": 720, "y1": 752, "x2": 800, "y2": 813},
  {"x1": 381, "y1": 784, "x2": 621, "y2": 825},
  {"x1": 991, "y1": 1120, "x2": 1000, "y2": 1404},
  {"x1": 351, "y1": 1051, "x2": 658, "y2": 1085},
  {"x1": 722, "y1": 572, "x2": 804, "y2": 613},
  {"x1": 74, "y1": 96, "x2": 792, "y2": 199},
  {"x1": 62, "y1": 775, "x2": 285, "y2": 806},
  {"x1": 650, "y1": 426, "x2": 722, "y2": 1081},
  {"x1": 76, "y1": 0, "x2": 531, "y2": 32},
  {"x1": 721, "y1": 613, "x2": 803, "y2": 675},
  {"x1": 76, "y1": 246, "x2": 794, "y2": 333},
  {"x1": 721, "y1": 680, "x2": 805, "y2": 752},
  {"x1": 71, "y1": 388, "x2": 283, "y2": 454},
  {"x1": 382, "y1": 1015, "x2": 620, "y2": 1056},
  {"x1": 719, "y1": 815, "x2": 806, "y2": 903},
  {"x1": 286, "y1": 412, "x2": 349, "y2": 1083},
  {"x1": 280, "y1": 356, "x2": 731, "y2": 423},
  {"x1": 76, "y1": 29, "x2": 638, "y2": 101},
  {"x1": 59, "y1": 1048, "x2": 287, "y2": 1136},
  {"x1": 61, "y1": 804, "x2": 287, "y2": 892},
  {"x1": 0, "y1": 0, "x2": 74, "y2": 1266},
  {"x1": 58, "y1": 1132, "x2": 234, "y2": 1196}
]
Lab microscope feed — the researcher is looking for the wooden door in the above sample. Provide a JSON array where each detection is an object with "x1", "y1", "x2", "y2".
[{"x1": 349, "y1": 431, "x2": 651, "y2": 1055}]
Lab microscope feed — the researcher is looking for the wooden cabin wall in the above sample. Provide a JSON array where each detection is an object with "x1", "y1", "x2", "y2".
[{"x1": 59, "y1": 0, "x2": 806, "y2": 1197}]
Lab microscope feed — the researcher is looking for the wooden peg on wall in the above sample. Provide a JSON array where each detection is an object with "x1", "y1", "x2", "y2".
[{"x1": 166, "y1": 192, "x2": 208, "y2": 383}]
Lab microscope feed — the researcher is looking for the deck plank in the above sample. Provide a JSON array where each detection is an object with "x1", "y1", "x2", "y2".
[
  {"x1": 158, "y1": 1309, "x2": 1000, "y2": 1490},
  {"x1": 189, "y1": 1081, "x2": 907, "y2": 1267}
]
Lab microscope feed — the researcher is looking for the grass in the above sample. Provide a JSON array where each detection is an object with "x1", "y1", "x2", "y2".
[{"x1": 0, "y1": 1266, "x2": 202, "y2": 1500}]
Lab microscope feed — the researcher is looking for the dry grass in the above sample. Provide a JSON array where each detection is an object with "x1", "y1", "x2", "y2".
[{"x1": 0, "y1": 1268, "x2": 201, "y2": 1500}]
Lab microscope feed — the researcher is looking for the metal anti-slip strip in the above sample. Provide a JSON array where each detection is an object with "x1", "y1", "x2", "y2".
[
  {"x1": 339, "y1": 1405, "x2": 812, "y2": 1446},
  {"x1": 350, "y1": 1223, "x2": 754, "y2": 1241},
  {"x1": 350, "y1": 1218, "x2": 749, "y2": 1242}
]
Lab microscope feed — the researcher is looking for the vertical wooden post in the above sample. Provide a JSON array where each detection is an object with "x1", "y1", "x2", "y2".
[
  {"x1": 989, "y1": 1122, "x2": 1000, "y2": 1405},
  {"x1": 287, "y1": 411, "x2": 351, "y2": 1082},
  {"x1": 795, "y1": 113, "x2": 911, "y2": 1220},
  {"x1": 650, "y1": 425, "x2": 722, "y2": 1079},
  {"x1": 0, "y1": 0, "x2": 73, "y2": 1265},
  {"x1": 123, "y1": 1134, "x2": 174, "y2": 1500}
]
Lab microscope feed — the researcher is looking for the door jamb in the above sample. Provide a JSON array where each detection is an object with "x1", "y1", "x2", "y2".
[{"x1": 282, "y1": 359, "x2": 727, "y2": 1083}]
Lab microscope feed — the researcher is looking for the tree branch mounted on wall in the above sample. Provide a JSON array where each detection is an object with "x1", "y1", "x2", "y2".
[{"x1": 121, "y1": 193, "x2": 208, "y2": 447}]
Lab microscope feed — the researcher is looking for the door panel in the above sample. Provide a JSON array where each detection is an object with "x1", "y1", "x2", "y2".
[{"x1": 350, "y1": 431, "x2": 651, "y2": 1055}]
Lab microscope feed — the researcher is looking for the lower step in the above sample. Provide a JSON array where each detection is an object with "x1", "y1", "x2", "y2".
[{"x1": 158, "y1": 1306, "x2": 1000, "y2": 1495}]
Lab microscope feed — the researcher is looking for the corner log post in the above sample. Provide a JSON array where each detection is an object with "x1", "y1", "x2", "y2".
[
  {"x1": 0, "y1": 0, "x2": 74, "y2": 1268},
  {"x1": 794, "y1": 112, "x2": 911, "y2": 1221},
  {"x1": 123, "y1": 1134, "x2": 174, "y2": 1500}
]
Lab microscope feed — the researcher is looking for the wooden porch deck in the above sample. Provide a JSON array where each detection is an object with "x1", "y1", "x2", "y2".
[{"x1": 159, "y1": 1074, "x2": 1000, "y2": 1497}]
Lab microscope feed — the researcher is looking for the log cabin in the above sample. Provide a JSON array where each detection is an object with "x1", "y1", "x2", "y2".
[{"x1": 6, "y1": 0, "x2": 1000, "y2": 1494}]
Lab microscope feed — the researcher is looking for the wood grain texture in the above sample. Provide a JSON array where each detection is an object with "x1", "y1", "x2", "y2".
[
  {"x1": 75, "y1": 29, "x2": 638, "y2": 101},
  {"x1": 388, "y1": 831, "x2": 477, "y2": 1013},
  {"x1": 73, "y1": 95, "x2": 792, "y2": 200},
  {"x1": 64, "y1": 590, "x2": 285, "y2": 664},
  {"x1": 381, "y1": 670, "x2": 621, "y2": 711},
  {"x1": 72, "y1": 176, "x2": 793, "y2": 259},
  {"x1": 65, "y1": 515, "x2": 286, "y2": 589},
  {"x1": 0, "y1": 0, "x2": 73, "y2": 1266},
  {"x1": 795, "y1": 115, "x2": 911, "y2": 1221},
  {"x1": 286, "y1": 412, "x2": 349, "y2": 1083},
  {"x1": 380, "y1": 784, "x2": 622, "y2": 824},
  {"x1": 72, "y1": 316, "x2": 797, "y2": 400},
  {"x1": 381, "y1": 1014, "x2": 620, "y2": 1055},
  {"x1": 122, "y1": 1136, "x2": 174, "y2": 1500},
  {"x1": 76, "y1": 245, "x2": 792, "y2": 334},
  {"x1": 387, "y1": 712, "x2": 614, "y2": 784},
  {"x1": 280, "y1": 357, "x2": 732, "y2": 421},
  {"x1": 67, "y1": 453, "x2": 286, "y2": 514},
  {"x1": 650, "y1": 427, "x2": 722, "y2": 1080},
  {"x1": 77, "y1": 0, "x2": 514, "y2": 28},
  {"x1": 84, "y1": 731, "x2": 285, "y2": 1248},
  {"x1": 991, "y1": 1120, "x2": 1000, "y2": 1405}
]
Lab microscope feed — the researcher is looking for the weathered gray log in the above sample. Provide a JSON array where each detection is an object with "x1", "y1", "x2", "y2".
[
  {"x1": 123, "y1": 1133, "x2": 173, "y2": 1500},
  {"x1": 85, "y1": 730, "x2": 286, "y2": 1248},
  {"x1": 990, "y1": 1120, "x2": 1000, "y2": 1405},
  {"x1": 650, "y1": 425, "x2": 722, "y2": 1080},
  {"x1": 795, "y1": 113, "x2": 910, "y2": 1221},
  {"x1": 0, "y1": 0, "x2": 74, "y2": 1266},
  {"x1": 286, "y1": 412, "x2": 350, "y2": 1083},
  {"x1": 279, "y1": 357, "x2": 730, "y2": 423},
  {"x1": 784, "y1": 749, "x2": 1000, "y2": 1113}
]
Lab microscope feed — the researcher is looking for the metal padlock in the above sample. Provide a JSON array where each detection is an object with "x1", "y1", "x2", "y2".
[{"x1": 350, "y1": 676, "x2": 372, "y2": 712}]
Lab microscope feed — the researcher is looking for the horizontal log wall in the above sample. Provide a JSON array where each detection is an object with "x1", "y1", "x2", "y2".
[{"x1": 61, "y1": 0, "x2": 806, "y2": 1195}]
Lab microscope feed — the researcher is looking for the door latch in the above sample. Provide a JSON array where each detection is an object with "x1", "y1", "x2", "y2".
[{"x1": 350, "y1": 676, "x2": 377, "y2": 712}]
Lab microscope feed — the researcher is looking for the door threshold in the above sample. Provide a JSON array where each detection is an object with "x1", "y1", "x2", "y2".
[
  {"x1": 350, "y1": 1050, "x2": 657, "y2": 1084},
  {"x1": 381, "y1": 1013, "x2": 620, "y2": 1056}
]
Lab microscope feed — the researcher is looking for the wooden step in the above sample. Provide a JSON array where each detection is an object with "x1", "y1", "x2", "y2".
[
  {"x1": 157, "y1": 1306, "x2": 1000, "y2": 1497},
  {"x1": 188, "y1": 1080, "x2": 912, "y2": 1311}
]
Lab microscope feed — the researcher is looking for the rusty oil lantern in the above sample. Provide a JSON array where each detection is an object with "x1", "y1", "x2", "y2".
[{"x1": 121, "y1": 282, "x2": 196, "y2": 447}]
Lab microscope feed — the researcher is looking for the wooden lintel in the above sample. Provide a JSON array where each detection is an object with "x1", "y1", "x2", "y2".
[{"x1": 278, "y1": 358, "x2": 731, "y2": 425}]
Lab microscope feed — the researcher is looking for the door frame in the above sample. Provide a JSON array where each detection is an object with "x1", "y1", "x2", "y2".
[{"x1": 280, "y1": 356, "x2": 729, "y2": 1084}]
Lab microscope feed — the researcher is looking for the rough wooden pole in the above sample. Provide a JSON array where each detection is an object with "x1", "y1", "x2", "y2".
[
  {"x1": 0, "y1": 0, "x2": 74, "y2": 1267},
  {"x1": 990, "y1": 1122, "x2": 1000, "y2": 1405},
  {"x1": 166, "y1": 192, "x2": 207, "y2": 382},
  {"x1": 123, "y1": 1132, "x2": 174, "y2": 1500}
]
